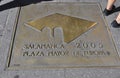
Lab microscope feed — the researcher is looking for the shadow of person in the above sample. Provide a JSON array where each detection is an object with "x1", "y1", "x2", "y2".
[{"x1": 0, "y1": 0, "x2": 52, "y2": 11}]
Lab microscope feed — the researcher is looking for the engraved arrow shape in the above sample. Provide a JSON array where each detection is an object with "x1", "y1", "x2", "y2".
[{"x1": 26, "y1": 13, "x2": 97, "y2": 43}]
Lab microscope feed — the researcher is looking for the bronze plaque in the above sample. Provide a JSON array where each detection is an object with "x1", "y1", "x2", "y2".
[{"x1": 8, "y1": 2, "x2": 120, "y2": 69}]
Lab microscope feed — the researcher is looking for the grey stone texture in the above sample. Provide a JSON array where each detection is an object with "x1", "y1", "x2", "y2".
[{"x1": 0, "y1": 0, "x2": 120, "y2": 78}]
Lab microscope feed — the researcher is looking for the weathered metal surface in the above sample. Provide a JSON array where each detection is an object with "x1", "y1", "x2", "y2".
[
  {"x1": 8, "y1": 2, "x2": 120, "y2": 69},
  {"x1": 26, "y1": 13, "x2": 96, "y2": 43}
]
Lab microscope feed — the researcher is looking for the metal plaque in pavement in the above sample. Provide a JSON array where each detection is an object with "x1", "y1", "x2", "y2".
[{"x1": 7, "y1": 2, "x2": 120, "y2": 69}]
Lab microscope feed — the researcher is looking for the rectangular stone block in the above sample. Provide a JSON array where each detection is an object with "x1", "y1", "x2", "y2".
[{"x1": 7, "y1": 2, "x2": 120, "y2": 69}]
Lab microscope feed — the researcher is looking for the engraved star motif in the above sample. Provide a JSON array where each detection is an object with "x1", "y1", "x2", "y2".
[{"x1": 26, "y1": 13, "x2": 97, "y2": 43}]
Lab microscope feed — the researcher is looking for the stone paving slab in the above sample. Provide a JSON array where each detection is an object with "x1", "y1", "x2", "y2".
[
  {"x1": 7, "y1": 2, "x2": 120, "y2": 69},
  {"x1": 0, "y1": 0, "x2": 120, "y2": 78}
]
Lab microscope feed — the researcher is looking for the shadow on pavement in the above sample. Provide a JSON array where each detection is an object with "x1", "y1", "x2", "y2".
[{"x1": 0, "y1": 0, "x2": 52, "y2": 11}]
